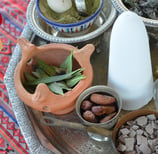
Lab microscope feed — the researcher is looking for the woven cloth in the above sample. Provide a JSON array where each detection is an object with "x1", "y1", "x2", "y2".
[{"x1": 0, "y1": 0, "x2": 30, "y2": 153}]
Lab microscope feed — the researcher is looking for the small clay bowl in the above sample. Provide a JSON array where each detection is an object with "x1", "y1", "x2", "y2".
[
  {"x1": 113, "y1": 109, "x2": 158, "y2": 152},
  {"x1": 75, "y1": 85, "x2": 122, "y2": 129},
  {"x1": 14, "y1": 37, "x2": 95, "y2": 115}
]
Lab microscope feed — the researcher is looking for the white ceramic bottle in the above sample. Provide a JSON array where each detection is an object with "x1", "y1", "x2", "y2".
[{"x1": 108, "y1": 11, "x2": 153, "y2": 110}]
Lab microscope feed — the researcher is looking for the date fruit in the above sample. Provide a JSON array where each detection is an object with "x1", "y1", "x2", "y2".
[
  {"x1": 91, "y1": 105, "x2": 116, "y2": 116},
  {"x1": 99, "y1": 112, "x2": 117, "y2": 123},
  {"x1": 82, "y1": 110, "x2": 97, "y2": 123},
  {"x1": 90, "y1": 93, "x2": 116, "y2": 105},
  {"x1": 81, "y1": 100, "x2": 93, "y2": 110}
]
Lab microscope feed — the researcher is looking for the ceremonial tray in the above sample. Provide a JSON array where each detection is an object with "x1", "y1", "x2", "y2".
[{"x1": 4, "y1": 0, "x2": 158, "y2": 153}]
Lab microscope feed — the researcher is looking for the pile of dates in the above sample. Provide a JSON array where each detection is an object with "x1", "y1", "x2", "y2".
[{"x1": 80, "y1": 93, "x2": 118, "y2": 123}]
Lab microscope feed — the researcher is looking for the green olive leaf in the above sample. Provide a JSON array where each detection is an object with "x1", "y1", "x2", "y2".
[
  {"x1": 56, "y1": 81, "x2": 71, "y2": 91},
  {"x1": 66, "y1": 75, "x2": 86, "y2": 88},
  {"x1": 32, "y1": 68, "x2": 49, "y2": 78},
  {"x1": 48, "y1": 82, "x2": 65, "y2": 96},
  {"x1": 24, "y1": 72, "x2": 36, "y2": 82},
  {"x1": 36, "y1": 58, "x2": 56, "y2": 76},
  {"x1": 60, "y1": 50, "x2": 73, "y2": 73}
]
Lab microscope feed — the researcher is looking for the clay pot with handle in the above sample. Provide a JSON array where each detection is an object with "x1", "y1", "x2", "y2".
[{"x1": 14, "y1": 37, "x2": 95, "y2": 115}]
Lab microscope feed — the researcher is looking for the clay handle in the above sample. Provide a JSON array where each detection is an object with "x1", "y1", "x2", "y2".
[
  {"x1": 74, "y1": 44, "x2": 95, "y2": 66},
  {"x1": 32, "y1": 83, "x2": 50, "y2": 104},
  {"x1": 18, "y1": 37, "x2": 37, "y2": 63}
]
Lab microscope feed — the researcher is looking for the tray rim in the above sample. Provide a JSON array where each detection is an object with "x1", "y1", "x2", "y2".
[{"x1": 4, "y1": 24, "x2": 54, "y2": 154}]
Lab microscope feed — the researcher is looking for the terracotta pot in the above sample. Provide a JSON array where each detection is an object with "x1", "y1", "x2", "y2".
[{"x1": 14, "y1": 38, "x2": 95, "y2": 115}]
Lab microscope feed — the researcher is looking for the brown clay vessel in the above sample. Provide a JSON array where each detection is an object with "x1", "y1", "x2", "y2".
[
  {"x1": 14, "y1": 37, "x2": 95, "y2": 115},
  {"x1": 113, "y1": 109, "x2": 158, "y2": 149}
]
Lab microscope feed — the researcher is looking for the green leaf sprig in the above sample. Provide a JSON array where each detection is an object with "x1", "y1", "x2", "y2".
[{"x1": 23, "y1": 50, "x2": 86, "y2": 96}]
